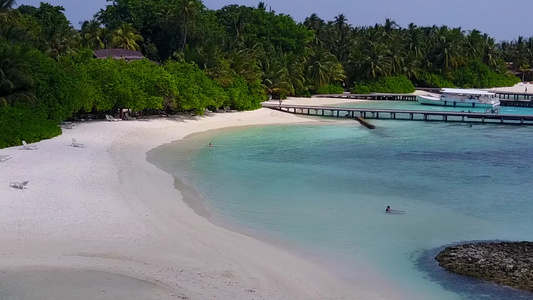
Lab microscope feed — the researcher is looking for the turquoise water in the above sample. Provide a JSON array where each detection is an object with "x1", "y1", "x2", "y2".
[{"x1": 148, "y1": 116, "x2": 533, "y2": 299}]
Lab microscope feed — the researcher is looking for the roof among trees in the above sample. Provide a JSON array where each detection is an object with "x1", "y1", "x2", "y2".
[{"x1": 93, "y1": 49, "x2": 144, "y2": 60}]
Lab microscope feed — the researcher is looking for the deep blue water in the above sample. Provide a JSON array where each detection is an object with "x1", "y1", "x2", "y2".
[{"x1": 148, "y1": 109, "x2": 533, "y2": 299}]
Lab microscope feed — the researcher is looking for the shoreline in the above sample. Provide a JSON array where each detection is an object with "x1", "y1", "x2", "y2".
[
  {"x1": 0, "y1": 97, "x2": 406, "y2": 299},
  {"x1": 146, "y1": 121, "x2": 388, "y2": 287}
]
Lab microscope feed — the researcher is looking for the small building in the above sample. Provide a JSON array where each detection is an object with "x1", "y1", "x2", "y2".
[{"x1": 93, "y1": 49, "x2": 145, "y2": 61}]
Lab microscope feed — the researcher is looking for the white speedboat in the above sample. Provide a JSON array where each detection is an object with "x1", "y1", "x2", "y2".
[{"x1": 417, "y1": 88, "x2": 500, "y2": 108}]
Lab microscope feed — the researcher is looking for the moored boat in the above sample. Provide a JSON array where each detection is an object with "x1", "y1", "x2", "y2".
[{"x1": 417, "y1": 88, "x2": 500, "y2": 108}]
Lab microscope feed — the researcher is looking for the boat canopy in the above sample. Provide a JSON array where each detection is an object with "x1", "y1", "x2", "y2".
[{"x1": 441, "y1": 88, "x2": 496, "y2": 96}]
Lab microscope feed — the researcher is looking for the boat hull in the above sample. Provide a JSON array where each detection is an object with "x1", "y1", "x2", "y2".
[{"x1": 417, "y1": 95, "x2": 499, "y2": 108}]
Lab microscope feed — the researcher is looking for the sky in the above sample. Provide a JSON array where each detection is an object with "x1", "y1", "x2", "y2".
[{"x1": 16, "y1": 0, "x2": 533, "y2": 42}]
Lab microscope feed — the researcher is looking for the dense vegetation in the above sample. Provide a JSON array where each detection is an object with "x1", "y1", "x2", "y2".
[
  {"x1": 0, "y1": 0, "x2": 531, "y2": 147},
  {"x1": 352, "y1": 76, "x2": 415, "y2": 94}
]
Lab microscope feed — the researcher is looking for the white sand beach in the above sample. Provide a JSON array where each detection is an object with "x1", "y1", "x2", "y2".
[
  {"x1": 490, "y1": 82, "x2": 531, "y2": 94},
  {"x1": 0, "y1": 97, "x2": 407, "y2": 299}
]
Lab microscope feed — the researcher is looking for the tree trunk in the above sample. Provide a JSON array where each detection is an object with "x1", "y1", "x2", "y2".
[{"x1": 181, "y1": 24, "x2": 188, "y2": 52}]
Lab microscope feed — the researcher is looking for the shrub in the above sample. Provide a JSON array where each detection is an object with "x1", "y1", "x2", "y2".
[
  {"x1": 164, "y1": 61, "x2": 227, "y2": 114},
  {"x1": 26, "y1": 49, "x2": 80, "y2": 122},
  {"x1": 0, "y1": 105, "x2": 61, "y2": 149},
  {"x1": 224, "y1": 77, "x2": 264, "y2": 111},
  {"x1": 271, "y1": 88, "x2": 288, "y2": 100},
  {"x1": 294, "y1": 88, "x2": 311, "y2": 98},
  {"x1": 316, "y1": 84, "x2": 344, "y2": 94},
  {"x1": 416, "y1": 72, "x2": 455, "y2": 88},
  {"x1": 352, "y1": 76, "x2": 415, "y2": 94},
  {"x1": 453, "y1": 61, "x2": 520, "y2": 88},
  {"x1": 350, "y1": 84, "x2": 370, "y2": 94}
]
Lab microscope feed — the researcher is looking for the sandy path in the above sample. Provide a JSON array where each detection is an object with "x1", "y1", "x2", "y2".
[{"x1": 0, "y1": 98, "x2": 406, "y2": 299}]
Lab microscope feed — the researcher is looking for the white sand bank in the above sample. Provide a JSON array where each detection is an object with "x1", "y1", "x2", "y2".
[
  {"x1": 0, "y1": 105, "x2": 406, "y2": 299},
  {"x1": 489, "y1": 82, "x2": 531, "y2": 94}
]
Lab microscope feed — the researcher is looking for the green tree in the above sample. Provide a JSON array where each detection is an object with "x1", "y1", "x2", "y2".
[
  {"x1": 429, "y1": 26, "x2": 467, "y2": 72},
  {"x1": 177, "y1": 0, "x2": 202, "y2": 52},
  {"x1": 18, "y1": 3, "x2": 79, "y2": 59},
  {"x1": 306, "y1": 44, "x2": 346, "y2": 90},
  {"x1": 0, "y1": 0, "x2": 16, "y2": 13},
  {"x1": 80, "y1": 20, "x2": 104, "y2": 49},
  {"x1": 0, "y1": 43, "x2": 34, "y2": 106},
  {"x1": 112, "y1": 23, "x2": 143, "y2": 50}
]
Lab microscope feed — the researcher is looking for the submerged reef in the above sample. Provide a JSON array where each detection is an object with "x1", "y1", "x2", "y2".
[{"x1": 436, "y1": 242, "x2": 533, "y2": 292}]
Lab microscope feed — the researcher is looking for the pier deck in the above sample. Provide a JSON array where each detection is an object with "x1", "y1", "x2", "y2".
[
  {"x1": 316, "y1": 91, "x2": 533, "y2": 106},
  {"x1": 262, "y1": 102, "x2": 533, "y2": 125}
]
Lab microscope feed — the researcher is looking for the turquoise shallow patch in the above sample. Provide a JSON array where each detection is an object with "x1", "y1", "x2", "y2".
[{"x1": 153, "y1": 121, "x2": 533, "y2": 300}]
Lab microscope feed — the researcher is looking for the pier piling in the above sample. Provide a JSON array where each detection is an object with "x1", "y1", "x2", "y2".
[{"x1": 355, "y1": 117, "x2": 376, "y2": 129}]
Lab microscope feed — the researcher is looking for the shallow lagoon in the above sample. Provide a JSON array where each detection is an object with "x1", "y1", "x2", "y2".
[{"x1": 152, "y1": 109, "x2": 533, "y2": 299}]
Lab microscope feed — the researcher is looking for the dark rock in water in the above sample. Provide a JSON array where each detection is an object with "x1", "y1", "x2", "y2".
[{"x1": 436, "y1": 242, "x2": 533, "y2": 292}]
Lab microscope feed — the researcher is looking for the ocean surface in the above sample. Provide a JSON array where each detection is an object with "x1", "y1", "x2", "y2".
[{"x1": 148, "y1": 101, "x2": 533, "y2": 300}]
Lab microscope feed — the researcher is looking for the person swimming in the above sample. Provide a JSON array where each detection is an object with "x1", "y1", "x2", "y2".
[{"x1": 386, "y1": 206, "x2": 406, "y2": 214}]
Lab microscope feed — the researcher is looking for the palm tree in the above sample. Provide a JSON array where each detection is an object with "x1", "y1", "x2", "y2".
[
  {"x1": 47, "y1": 26, "x2": 79, "y2": 60},
  {"x1": 505, "y1": 36, "x2": 529, "y2": 76},
  {"x1": 177, "y1": 0, "x2": 201, "y2": 52},
  {"x1": 481, "y1": 34, "x2": 501, "y2": 71},
  {"x1": 306, "y1": 45, "x2": 346, "y2": 90},
  {"x1": 0, "y1": 1, "x2": 38, "y2": 44},
  {"x1": 257, "y1": 2, "x2": 267, "y2": 11},
  {"x1": 332, "y1": 14, "x2": 352, "y2": 66},
  {"x1": 402, "y1": 54, "x2": 421, "y2": 79},
  {"x1": 228, "y1": 47, "x2": 262, "y2": 82},
  {"x1": 404, "y1": 23, "x2": 425, "y2": 60},
  {"x1": 383, "y1": 18, "x2": 399, "y2": 33},
  {"x1": 362, "y1": 41, "x2": 393, "y2": 79},
  {"x1": 0, "y1": 46, "x2": 34, "y2": 107},
  {"x1": 518, "y1": 64, "x2": 530, "y2": 82},
  {"x1": 98, "y1": 27, "x2": 113, "y2": 49},
  {"x1": 465, "y1": 29, "x2": 483, "y2": 60},
  {"x1": 262, "y1": 58, "x2": 293, "y2": 97},
  {"x1": 526, "y1": 37, "x2": 533, "y2": 67},
  {"x1": 80, "y1": 20, "x2": 103, "y2": 49},
  {"x1": 111, "y1": 23, "x2": 143, "y2": 50},
  {"x1": 304, "y1": 13, "x2": 324, "y2": 32},
  {"x1": 0, "y1": 14, "x2": 33, "y2": 43},
  {"x1": 429, "y1": 26, "x2": 466, "y2": 72},
  {"x1": 0, "y1": 0, "x2": 15, "y2": 13},
  {"x1": 304, "y1": 13, "x2": 326, "y2": 47}
]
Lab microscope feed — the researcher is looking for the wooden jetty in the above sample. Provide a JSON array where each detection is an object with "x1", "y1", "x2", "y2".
[
  {"x1": 316, "y1": 93, "x2": 417, "y2": 101},
  {"x1": 495, "y1": 91, "x2": 533, "y2": 100},
  {"x1": 500, "y1": 100, "x2": 533, "y2": 107},
  {"x1": 262, "y1": 102, "x2": 533, "y2": 125},
  {"x1": 316, "y1": 91, "x2": 533, "y2": 106}
]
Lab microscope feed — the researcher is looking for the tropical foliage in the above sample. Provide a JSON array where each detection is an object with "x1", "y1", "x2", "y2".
[
  {"x1": 352, "y1": 76, "x2": 415, "y2": 94},
  {"x1": 0, "y1": 0, "x2": 530, "y2": 148}
]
